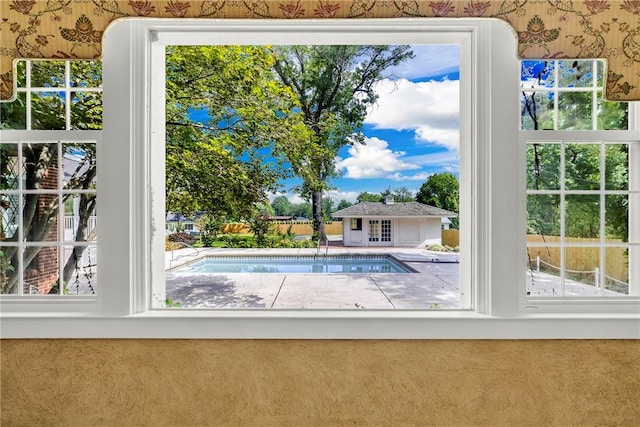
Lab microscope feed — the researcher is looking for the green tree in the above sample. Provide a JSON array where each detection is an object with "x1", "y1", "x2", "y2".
[
  {"x1": 322, "y1": 197, "x2": 334, "y2": 222},
  {"x1": 393, "y1": 186, "x2": 414, "y2": 203},
  {"x1": 416, "y1": 173, "x2": 459, "y2": 229},
  {"x1": 336, "y1": 199, "x2": 353, "y2": 211},
  {"x1": 357, "y1": 192, "x2": 383, "y2": 203},
  {"x1": 271, "y1": 195, "x2": 293, "y2": 216},
  {"x1": 290, "y1": 202, "x2": 313, "y2": 219},
  {"x1": 271, "y1": 45, "x2": 414, "y2": 241},
  {"x1": 165, "y1": 45, "x2": 311, "y2": 220},
  {"x1": 195, "y1": 213, "x2": 224, "y2": 247},
  {"x1": 248, "y1": 203, "x2": 275, "y2": 245}
]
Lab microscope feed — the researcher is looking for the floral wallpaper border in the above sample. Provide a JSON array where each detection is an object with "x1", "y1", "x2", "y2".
[{"x1": 1, "y1": 0, "x2": 640, "y2": 101}]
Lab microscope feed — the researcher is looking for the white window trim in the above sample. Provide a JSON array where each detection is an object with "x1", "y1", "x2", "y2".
[{"x1": 1, "y1": 18, "x2": 638, "y2": 339}]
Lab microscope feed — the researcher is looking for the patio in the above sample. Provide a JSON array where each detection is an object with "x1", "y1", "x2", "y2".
[
  {"x1": 165, "y1": 245, "x2": 626, "y2": 309},
  {"x1": 166, "y1": 247, "x2": 461, "y2": 309}
]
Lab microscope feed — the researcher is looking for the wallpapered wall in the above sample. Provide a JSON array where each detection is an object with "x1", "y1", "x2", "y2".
[
  {"x1": 1, "y1": 2, "x2": 640, "y2": 426},
  {"x1": 1, "y1": 0, "x2": 640, "y2": 101},
  {"x1": 2, "y1": 340, "x2": 640, "y2": 426}
]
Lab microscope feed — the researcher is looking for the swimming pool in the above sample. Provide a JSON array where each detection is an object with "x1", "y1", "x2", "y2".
[{"x1": 170, "y1": 255, "x2": 413, "y2": 274}]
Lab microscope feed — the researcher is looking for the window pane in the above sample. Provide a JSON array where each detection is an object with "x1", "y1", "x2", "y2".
[
  {"x1": 63, "y1": 244, "x2": 97, "y2": 295},
  {"x1": 24, "y1": 245, "x2": 59, "y2": 294},
  {"x1": 31, "y1": 61, "x2": 65, "y2": 88},
  {"x1": 597, "y1": 93, "x2": 628, "y2": 130},
  {"x1": 558, "y1": 92, "x2": 593, "y2": 130},
  {"x1": 0, "y1": 145, "x2": 19, "y2": 241},
  {"x1": 526, "y1": 143, "x2": 560, "y2": 190},
  {"x1": 596, "y1": 61, "x2": 605, "y2": 87},
  {"x1": 63, "y1": 195, "x2": 96, "y2": 242},
  {"x1": 1, "y1": 143, "x2": 20, "y2": 190},
  {"x1": 23, "y1": 143, "x2": 59, "y2": 190},
  {"x1": 15, "y1": 61, "x2": 26, "y2": 87},
  {"x1": 605, "y1": 194, "x2": 627, "y2": 242},
  {"x1": 63, "y1": 143, "x2": 97, "y2": 190},
  {"x1": 71, "y1": 92, "x2": 103, "y2": 130},
  {"x1": 565, "y1": 195, "x2": 600, "y2": 238},
  {"x1": 605, "y1": 247, "x2": 629, "y2": 295},
  {"x1": 526, "y1": 243, "x2": 562, "y2": 296},
  {"x1": 557, "y1": 60, "x2": 594, "y2": 88},
  {"x1": 70, "y1": 61, "x2": 102, "y2": 88},
  {"x1": 0, "y1": 246, "x2": 18, "y2": 294},
  {"x1": 23, "y1": 194, "x2": 58, "y2": 242},
  {"x1": 527, "y1": 194, "x2": 560, "y2": 236},
  {"x1": 521, "y1": 91, "x2": 554, "y2": 130},
  {"x1": 0, "y1": 194, "x2": 19, "y2": 241},
  {"x1": 0, "y1": 92, "x2": 27, "y2": 130},
  {"x1": 520, "y1": 60, "x2": 554, "y2": 88},
  {"x1": 31, "y1": 92, "x2": 65, "y2": 130},
  {"x1": 565, "y1": 246, "x2": 599, "y2": 293},
  {"x1": 605, "y1": 144, "x2": 628, "y2": 190},
  {"x1": 565, "y1": 143, "x2": 600, "y2": 191}
]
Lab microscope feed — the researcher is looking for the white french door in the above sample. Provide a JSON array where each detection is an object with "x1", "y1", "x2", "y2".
[{"x1": 368, "y1": 219, "x2": 392, "y2": 245}]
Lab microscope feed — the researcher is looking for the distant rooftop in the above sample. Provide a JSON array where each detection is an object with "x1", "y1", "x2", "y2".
[{"x1": 332, "y1": 202, "x2": 456, "y2": 218}]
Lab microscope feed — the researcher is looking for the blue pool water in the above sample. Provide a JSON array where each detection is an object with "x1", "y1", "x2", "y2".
[{"x1": 171, "y1": 255, "x2": 412, "y2": 274}]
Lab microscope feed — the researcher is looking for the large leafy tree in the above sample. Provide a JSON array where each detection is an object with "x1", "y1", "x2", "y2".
[
  {"x1": 271, "y1": 45, "x2": 414, "y2": 240},
  {"x1": 416, "y1": 173, "x2": 459, "y2": 229},
  {"x1": 165, "y1": 45, "x2": 311, "y2": 220},
  {"x1": 271, "y1": 195, "x2": 293, "y2": 216},
  {"x1": 0, "y1": 60, "x2": 100, "y2": 294}
]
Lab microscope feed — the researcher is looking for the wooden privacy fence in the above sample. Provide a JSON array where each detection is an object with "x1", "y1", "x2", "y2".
[
  {"x1": 222, "y1": 221, "x2": 342, "y2": 235},
  {"x1": 436, "y1": 230, "x2": 627, "y2": 283},
  {"x1": 441, "y1": 230, "x2": 459, "y2": 247},
  {"x1": 526, "y1": 235, "x2": 628, "y2": 283}
]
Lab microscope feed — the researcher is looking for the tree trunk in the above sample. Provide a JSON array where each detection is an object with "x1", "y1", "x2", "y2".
[
  {"x1": 61, "y1": 194, "x2": 96, "y2": 286},
  {"x1": 312, "y1": 190, "x2": 326, "y2": 242}
]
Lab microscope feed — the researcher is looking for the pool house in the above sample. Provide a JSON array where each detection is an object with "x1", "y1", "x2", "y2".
[{"x1": 332, "y1": 196, "x2": 457, "y2": 248}]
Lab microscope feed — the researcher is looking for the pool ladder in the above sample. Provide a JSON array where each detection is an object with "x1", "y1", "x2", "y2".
[
  {"x1": 315, "y1": 237, "x2": 329, "y2": 260},
  {"x1": 168, "y1": 242, "x2": 200, "y2": 269}
]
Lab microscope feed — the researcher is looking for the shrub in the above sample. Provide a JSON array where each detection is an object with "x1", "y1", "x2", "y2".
[{"x1": 167, "y1": 231, "x2": 196, "y2": 245}]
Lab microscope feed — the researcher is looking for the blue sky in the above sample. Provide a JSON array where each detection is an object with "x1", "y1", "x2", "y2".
[{"x1": 278, "y1": 44, "x2": 460, "y2": 204}]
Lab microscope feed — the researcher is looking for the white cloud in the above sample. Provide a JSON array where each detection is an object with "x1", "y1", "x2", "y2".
[
  {"x1": 389, "y1": 45, "x2": 460, "y2": 80},
  {"x1": 366, "y1": 78, "x2": 460, "y2": 150},
  {"x1": 271, "y1": 190, "x2": 361, "y2": 204},
  {"x1": 335, "y1": 136, "x2": 420, "y2": 179},
  {"x1": 387, "y1": 171, "x2": 432, "y2": 182},
  {"x1": 403, "y1": 150, "x2": 459, "y2": 169},
  {"x1": 268, "y1": 191, "x2": 307, "y2": 205},
  {"x1": 325, "y1": 190, "x2": 360, "y2": 204}
]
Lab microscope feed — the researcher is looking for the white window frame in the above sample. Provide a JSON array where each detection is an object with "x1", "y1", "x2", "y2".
[
  {"x1": 1, "y1": 18, "x2": 638, "y2": 339},
  {"x1": 0, "y1": 57, "x2": 102, "y2": 312}
]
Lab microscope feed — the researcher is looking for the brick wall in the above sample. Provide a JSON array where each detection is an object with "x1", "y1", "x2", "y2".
[{"x1": 24, "y1": 164, "x2": 59, "y2": 294}]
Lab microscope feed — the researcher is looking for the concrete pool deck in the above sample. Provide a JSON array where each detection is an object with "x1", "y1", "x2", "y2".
[
  {"x1": 165, "y1": 246, "x2": 624, "y2": 309},
  {"x1": 165, "y1": 247, "x2": 461, "y2": 309}
]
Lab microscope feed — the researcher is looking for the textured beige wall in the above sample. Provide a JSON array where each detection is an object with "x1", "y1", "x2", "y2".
[{"x1": 2, "y1": 339, "x2": 639, "y2": 426}]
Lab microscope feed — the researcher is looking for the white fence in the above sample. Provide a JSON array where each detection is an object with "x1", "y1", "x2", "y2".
[{"x1": 531, "y1": 255, "x2": 628, "y2": 294}]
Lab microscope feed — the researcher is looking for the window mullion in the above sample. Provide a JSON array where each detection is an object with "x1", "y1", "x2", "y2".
[
  {"x1": 560, "y1": 140, "x2": 566, "y2": 296},
  {"x1": 17, "y1": 141, "x2": 24, "y2": 295},
  {"x1": 593, "y1": 59, "x2": 599, "y2": 130},
  {"x1": 553, "y1": 60, "x2": 559, "y2": 130},
  {"x1": 26, "y1": 61, "x2": 32, "y2": 131},
  {"x1": 57, "y1": 141, "x2": 64, "y2": 296},
  {"x1": 65, "y1": 62, "x2": 71, "y2": 130},
  {"x1": 599, "y1": 142, "x2": 606, "y2": 295}
]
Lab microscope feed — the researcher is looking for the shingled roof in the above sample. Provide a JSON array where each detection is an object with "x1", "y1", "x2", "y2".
[{"x1": 332, "y1": 202, "x2": 456, "y2": 218}]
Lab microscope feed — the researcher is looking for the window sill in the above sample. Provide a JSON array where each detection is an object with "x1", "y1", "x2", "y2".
[{"x1": 2, "y1": 309, "x2": 638, "y2": 339}]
